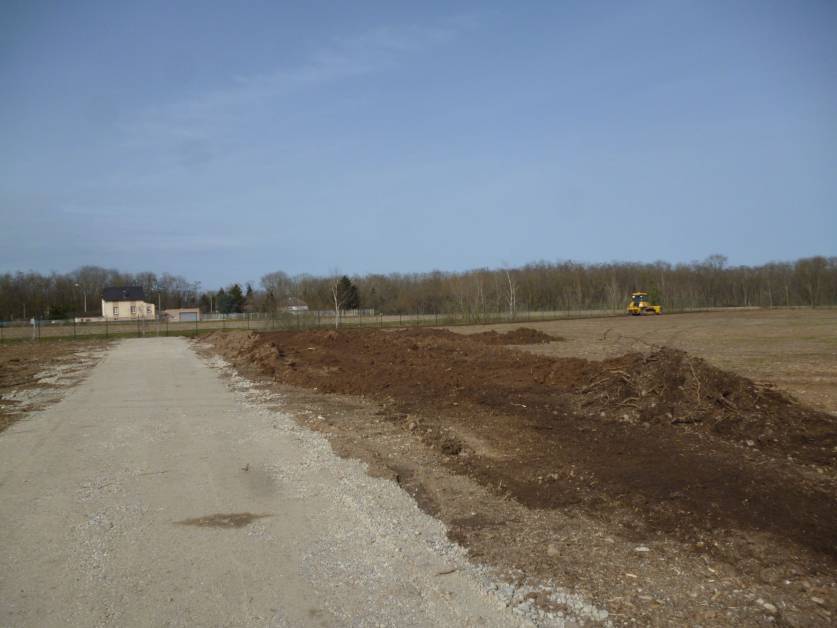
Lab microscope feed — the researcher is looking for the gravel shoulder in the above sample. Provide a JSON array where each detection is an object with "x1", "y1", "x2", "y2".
[{"x1": 0, "y1": 337, "x2": 581, "y2": 626}]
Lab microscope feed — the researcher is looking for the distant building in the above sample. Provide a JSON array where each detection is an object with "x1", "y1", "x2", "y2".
[
  {"x1": 286, "y1": 297, "x2": 309, "y2": 313},
  {"x1": 101, "y1": 286, "x2": 156, "y2": 321},
  {"x1": 162, "y1": 308, "x2": 200, "y2": 322}
]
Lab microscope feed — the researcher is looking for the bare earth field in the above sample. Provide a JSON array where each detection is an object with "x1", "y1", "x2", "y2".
[
  {"x1": 204, "y1": 309, "x2": 836, "y2": 626},
  {"x1": 0, "y1": 339, "x2": 109, "y2": 432},
  {"x1": 472, "y1": 309, "x2": 837, "y2": 416}
]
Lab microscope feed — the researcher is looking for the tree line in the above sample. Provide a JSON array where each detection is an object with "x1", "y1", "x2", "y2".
[
  {"x1": 0, "y1": 266, "x2": 200, "y2": 320},
  {"x1": 0, "y1": 256, "x2": 834, "y2": 321},
  {"x1": 256, "y1": 256, "x2": 835, "y2": 317}
]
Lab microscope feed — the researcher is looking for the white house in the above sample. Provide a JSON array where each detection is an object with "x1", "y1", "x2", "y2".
[
  {"x1": 101, "y1": 286, "x2": 156, "y2": 321},
  {"x1": 286, "y1": 297, "x2": 309, "y2": 313}
]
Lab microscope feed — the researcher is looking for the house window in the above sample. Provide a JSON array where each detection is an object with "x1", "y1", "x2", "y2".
[
  {"x1": 146, "y1": 305, "x2": 152, "y2": 315},
  {"x1": 113, "y1": 306, "x2": 119, "y2": 318},
  {"x1": 130, "y1": 305, "x2": 136, "y2": 314}
]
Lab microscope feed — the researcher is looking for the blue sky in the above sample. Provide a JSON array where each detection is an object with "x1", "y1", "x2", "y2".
[{"x1": 1, "y1": 0, "x2": 835, "y2": 288}]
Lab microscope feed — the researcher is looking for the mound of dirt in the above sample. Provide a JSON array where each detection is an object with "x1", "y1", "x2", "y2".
[
  {"x1": 393, "y1": 327, "x2": 561, "y2": 345},
  {"x1": 465, "y1": 327, "x2": 561, "y2": 345},
  {"x1": 206, "y1": 328, "x2": 837, "y2": 563},
  {"x1": 575, "y1": 348, "x2": 835, "y2": 462}
]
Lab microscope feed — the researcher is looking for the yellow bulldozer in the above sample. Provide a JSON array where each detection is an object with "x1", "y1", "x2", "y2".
[{"x1": 627, "y1": 291, "x2": 662, "y2": 316}]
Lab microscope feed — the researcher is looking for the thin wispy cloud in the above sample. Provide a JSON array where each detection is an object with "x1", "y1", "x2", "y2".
[
  {"x1": 122, "y1": 18, "x2": 470, "y2": 150},
  {"x1": 4, "y1": 3, "x2": 831, "y2": 286}
]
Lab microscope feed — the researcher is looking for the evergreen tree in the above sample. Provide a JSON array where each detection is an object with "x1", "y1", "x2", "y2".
[
  {"x1": 337, "y1": 276, "x2": 360, "y2": 310},
  {"x1": 228, "y1": 283, "x2": 245, "y2": 313},
  {"x1": 216, "y1": 287, "x2": 233, "y2": 314}
]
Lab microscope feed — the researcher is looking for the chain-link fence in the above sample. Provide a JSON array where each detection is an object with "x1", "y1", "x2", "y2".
[
  {"x1": 0, "y1": 305, "x2": 782, "y2": 343},
  {"x1": 0, "y1": 307, "x2": 635, "y2": 342}
]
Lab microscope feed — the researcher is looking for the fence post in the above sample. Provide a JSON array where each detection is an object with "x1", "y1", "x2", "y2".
[
  {"x1": 73, "y1": 319, "x2": 77, "y2": 338},
  {"x1": 37, "y1": 319, "x2": 41, "y2": 340},
  {"x1": 105, "y1": 319, "x2": 109, "y2": 338},
  {"x1": 247, "y1": 314, "x2": 250, "y2": 330},
  {"x1": 195, "y1": 319, "x2": 198, "y2": 337}
]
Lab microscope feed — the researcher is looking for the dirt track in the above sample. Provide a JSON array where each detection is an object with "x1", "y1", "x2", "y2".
[
  {"x1": 206, "y1": 312, "x2": 837, "y2": 626},
  {"x1": 0, "y1": 338, "x2": 543, "y2": 627}
]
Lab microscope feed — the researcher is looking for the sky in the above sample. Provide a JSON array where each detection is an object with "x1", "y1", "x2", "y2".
[{"x1": 1, "y1": 0, "x2": 835, "y2": 289}]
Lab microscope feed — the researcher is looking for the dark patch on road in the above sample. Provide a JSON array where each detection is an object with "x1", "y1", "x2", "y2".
[{"x1": 175, "y1": 512, "x2": 270, "y2": 528}]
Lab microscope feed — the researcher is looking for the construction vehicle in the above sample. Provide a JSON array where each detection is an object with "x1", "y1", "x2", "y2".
[{"x1": 627, "y1": 291, "x2": 662, "y2": 315}]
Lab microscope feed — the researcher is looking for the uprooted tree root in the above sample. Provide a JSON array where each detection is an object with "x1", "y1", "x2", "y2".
[{"x1": 575, "y1": 348, "x2": 833, "y2": 463}]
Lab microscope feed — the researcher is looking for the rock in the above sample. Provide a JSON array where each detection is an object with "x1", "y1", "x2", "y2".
[
  {"x1": 810, "y1": 596, "x2": 825, "y2": 605},
  {"x1": 547, "y1": 543, "x2": 560, "y2": 557},
  {"x1": 440, "y1": 438, "x2": 462, "y2": 455},
  {"x1": 407, "y1": 421, "x2": 417, "y2": 431},
  {"x1": 515, "y1": 601, "x2": 533, "y2": 614},
  {"x1": 498, "y1": 584, "x2": 515, "y2": 602},
  {"x1": 635, "y1": 546, "x2": 651, "y2": 552}
]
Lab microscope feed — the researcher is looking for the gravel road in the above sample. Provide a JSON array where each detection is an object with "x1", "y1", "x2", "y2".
[{"x1": 0, "y1": 338, "x2": 536, "y2": 627}]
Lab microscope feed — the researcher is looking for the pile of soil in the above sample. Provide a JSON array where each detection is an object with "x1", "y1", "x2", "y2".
[
  {"x1": 465, "y1": 327, "x2": 561, "y2": 345},
  {"x1": 575, "y1": 348, "x2": 833, "y2": 463},
  {"x1": 393, "y1": 327, "x2": 561, "y2": 345},
  {"x1": 207, "y1": 328, "x2": 837, "y2": 561}
]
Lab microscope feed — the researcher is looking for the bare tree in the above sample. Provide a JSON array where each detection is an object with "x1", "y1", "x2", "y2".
[
  {"x1": 328, "y1": 274, "x2": 358, "y2": 329},
  {"x1": 503, "y1": 268, "x2": 517, "y2": 319},
  {"x1": 795, "y1": 256, "x2": 828, "y2": 307},
  {"x1": 261, "y1": 271, "x2": 296, "y2": 314}
]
